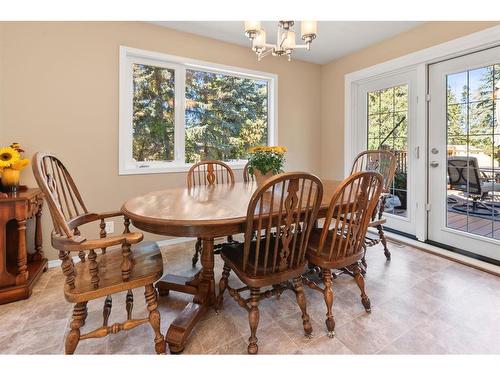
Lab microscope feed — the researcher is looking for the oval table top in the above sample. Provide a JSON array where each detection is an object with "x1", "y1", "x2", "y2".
[{"x1": 122, "y1": 180, "x2": 341, "y2": 238}]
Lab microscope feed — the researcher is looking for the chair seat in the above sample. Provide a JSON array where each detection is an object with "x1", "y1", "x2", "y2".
[
  {"x1": 306, "y1": 228, "x2": 363, "y2": 270},
  {"x1": 221, "y1": 238, "x2": 307, "y2": 288},
  {"x1": 64, "y1": 241, "x2": 163, "y2": 303}
]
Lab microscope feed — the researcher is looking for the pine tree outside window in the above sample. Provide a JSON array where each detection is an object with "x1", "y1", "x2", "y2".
[{"x1": 119, "y1": 46, "x2": 277, "y2": 175}]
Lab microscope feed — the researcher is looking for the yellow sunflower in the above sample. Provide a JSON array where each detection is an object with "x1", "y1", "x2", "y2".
[
  {"x1": 12, "y1": 158, "x2": 29, "y2": 170},
  {"x1": 0, "y1": 147, "x2": 21, "y2": 168}
]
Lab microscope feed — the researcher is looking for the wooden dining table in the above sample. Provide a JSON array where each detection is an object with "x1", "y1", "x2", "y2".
[{"x1": 122, "y1": 179, "x2": 341, "y2": 353}]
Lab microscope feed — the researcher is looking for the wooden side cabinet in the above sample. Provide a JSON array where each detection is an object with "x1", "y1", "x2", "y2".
[{"x1": 0, "y1": 188, "x2": 47, "y2": 304}]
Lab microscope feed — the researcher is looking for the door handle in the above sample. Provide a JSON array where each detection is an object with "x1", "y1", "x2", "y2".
[{"x1": 430, "y1": 161, "x2": 439, "y2": 168}]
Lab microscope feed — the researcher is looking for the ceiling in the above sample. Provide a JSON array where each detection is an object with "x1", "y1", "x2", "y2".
[{"x1": 151, "y1": 21, "x2": 424, "y2": 65}]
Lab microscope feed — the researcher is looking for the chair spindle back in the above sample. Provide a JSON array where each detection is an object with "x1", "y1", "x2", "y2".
[
  {"x1": 243, "y1": 162, "x2": 254, "y2": 183},
  {"x1": 32, "y1": 152, "x2": 88, "y2": 239},
  {"x1": 351, "y1": 150, "x2": 396, "y2": 192},
  {"x1": 243, "y1": 172, "x2": 323, "y2": 276},
  {"x1": 187, "y1": 160, "x2": 235, "y2": 188},
  {"x1": 313, "y1": 171, "x2": 383, "y2": 263}
]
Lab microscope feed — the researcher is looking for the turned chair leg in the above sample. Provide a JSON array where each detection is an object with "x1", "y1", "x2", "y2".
[
  {"x1": 293, "y1": 276, "x2": 313, "y2": 338},
  {"x1": 103, "y1": 295, "x2": 112, "y2": 326},
  {"x1": 377, "y1": 224, "x2": 391, "y2": 261},
  {"x1": 217, "y1": 263, "x2": 231, "y2": 310},
  {"x1": 247, "y1": 288, "x2": 260, "y2": 354},
  {"x1": 322, "y1": 269, "x2": 335, "y2": 338},
  {"x1": 191, "y1": 238, "x2": 202, "y2": 268},
  {"x1": 361, "y1": 245, "x2": 367, "y2": 275},
  {"x1": 352, "y1": 263, "x2": 371, "y2": 312},
  {"x1": 126, "y1": 290, "x2": 134, "y2": 320},
  {"x1": 65, "y1": 302, "x2": 87, "y2": 354},
  {"x1": 83, "y1": 302, "x2": 88, "y2": 324},
  {"x1": 144, "y1": 284, "x2": 166, "y2": 354}
]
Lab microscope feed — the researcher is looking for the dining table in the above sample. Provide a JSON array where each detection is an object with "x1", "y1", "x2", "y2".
[{"x1": 121, "y1": 179, "x2": 342, "y2": 353}]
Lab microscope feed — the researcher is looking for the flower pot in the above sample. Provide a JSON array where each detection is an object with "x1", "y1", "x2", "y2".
[
  {"x1": 1, "y1": 168, "x2": 20, "y2": 193},
  {"x1": 254, "y1": 170, "x2": 274, "y2": 188}
]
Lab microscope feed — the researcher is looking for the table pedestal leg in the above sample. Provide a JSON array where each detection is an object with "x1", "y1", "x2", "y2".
[{"x1": 162, "y1": 237, "x2": 216, "y2": 353}]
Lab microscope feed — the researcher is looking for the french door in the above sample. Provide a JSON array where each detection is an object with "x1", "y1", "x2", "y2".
[
  {"x1": 428, "y1": 46, "x2": 500, "y2": 261},
  {"x1": 354, "y1": 69, "x2": 419, "y2": 235}
]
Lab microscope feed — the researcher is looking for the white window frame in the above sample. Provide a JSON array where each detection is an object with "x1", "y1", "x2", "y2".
[{"x1": 119, "y1": 46, "x2": 278, "y2": 175}]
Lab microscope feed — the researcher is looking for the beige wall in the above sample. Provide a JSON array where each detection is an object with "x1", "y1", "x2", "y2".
[
  {"x1": 320, "y1": 21, "x2": 500, "y2": 180},
  {"x1": 0, "y1": 22, "x2": 322, "y2": 260}
]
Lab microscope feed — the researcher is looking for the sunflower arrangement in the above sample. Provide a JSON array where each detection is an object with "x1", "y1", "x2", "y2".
[
  {"x1": 247, "y1": 145, "x2": 287, "y2": 178},
  {"x1": 0, "y1": 143, "x2": 30, "y2": 192},
  {"x1": 0, "y1": 143, "x2": 29, "y2": 172}
]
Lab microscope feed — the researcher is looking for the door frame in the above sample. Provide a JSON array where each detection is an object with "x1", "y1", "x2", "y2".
[{"x1": 345, "y1": 25, "x2": 500, "y2": 242}]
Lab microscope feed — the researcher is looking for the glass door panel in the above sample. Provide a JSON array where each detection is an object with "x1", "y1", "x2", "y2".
[
  {"x1": 367, "y1": 84, "x2": 409, "y2": 217},
  {"x1": 428, "y1": 46, "x2": 500, "y2": 261}
]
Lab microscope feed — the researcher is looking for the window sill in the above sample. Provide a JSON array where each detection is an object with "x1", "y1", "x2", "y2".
[{"x1": 118, "y1": 161, "x2": 248, "y2": 176}]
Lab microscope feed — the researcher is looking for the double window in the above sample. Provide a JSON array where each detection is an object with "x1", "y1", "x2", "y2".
[{"x1": 119, "y1": 47, "x2": 277, "y2": 174}]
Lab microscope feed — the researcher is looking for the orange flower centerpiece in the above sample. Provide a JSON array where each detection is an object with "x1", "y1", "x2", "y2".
[
  {"x1": 0, "y1": 143, "x2": 30, "y2": 193},
  {"x1": 247, "y1": 146, "x2": 287, "y2": 187}
]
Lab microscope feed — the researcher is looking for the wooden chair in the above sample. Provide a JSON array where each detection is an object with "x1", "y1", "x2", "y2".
[
  {"x1": 188, "y1": 160, "x2": 235, "y2": 267},
  {"x1": 32, "y1": 152, "x2": 166, "y2": 354},
  {"x1": 303, "y1": 171, "x2": 383, "y2": 337},
  {"x1": 217, "y1": 172, "x2": 323, "y2": 354},
  {"x1": 243, "y1": 161, "x2": 254, "y2": 183},
  {"x1": 351, "y1": 150, "x2": 396, "y2": 261}
]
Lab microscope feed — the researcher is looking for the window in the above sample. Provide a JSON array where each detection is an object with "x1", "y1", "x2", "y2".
[
  {"x1": 367, "y1": 84, "x2": 409, "y2": 217},
  {"x1": 119, "y1": 47, "x2": 277, "y2": 174}
]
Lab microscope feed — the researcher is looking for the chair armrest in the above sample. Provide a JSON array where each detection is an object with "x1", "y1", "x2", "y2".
[
  {"x1": 97, "y1": 210, "x2": 124, "y2": 219},
  {"x1": 53, "y1": 232, "x2": 143, "y2": 252}
]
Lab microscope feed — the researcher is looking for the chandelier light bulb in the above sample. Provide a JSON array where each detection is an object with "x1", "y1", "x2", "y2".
[
  {"x1": 244, "y1": 21, "x2": 261, "y2": 39},
  {"x1": 282, "y1": 30, "x2": 296, "y2": 50},
  {"x1": 301, "y1": 21, "x2": 317, "y2": 42},
  {"x1": 252, "y1": 29, "x2": 267, "y2": 52}
]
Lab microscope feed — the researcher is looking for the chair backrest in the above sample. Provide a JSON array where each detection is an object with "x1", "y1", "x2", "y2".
[
  {"x1": 32, "y1": 152, "x2": 89, "y2": 239},
  {"x1": 187, "y1": 160, "x2": 235, "y2": 188},
  {"x1": 242, "y1": 172, "x2": 323, "y2": 276},
  {"x1": 351, "y1": 150, "x2": 396, "y2": 192},
  {"x1": 243, "y1": 162, "x2": 254, "y2": 183},
  {"x1": 310, "y1": 171, "x2": 383, "y2": 263},
  {"x1": 447, "y1": 156, "x2": 482, "y2": 196}
]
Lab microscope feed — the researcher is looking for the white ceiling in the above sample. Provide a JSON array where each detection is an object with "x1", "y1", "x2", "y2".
[{"x1": 151, "y1": 21, "x2": 424, "y2": 65}]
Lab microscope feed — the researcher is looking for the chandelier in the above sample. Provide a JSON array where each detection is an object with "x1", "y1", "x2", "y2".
[{"x1": 244, "y1": 21, "x2": 318, "y2": 61}]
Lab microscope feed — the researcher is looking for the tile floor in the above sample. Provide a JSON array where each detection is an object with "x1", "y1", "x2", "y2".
[{"x1": 1, "y1": 239, "x2": 500, "y2": 355}]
